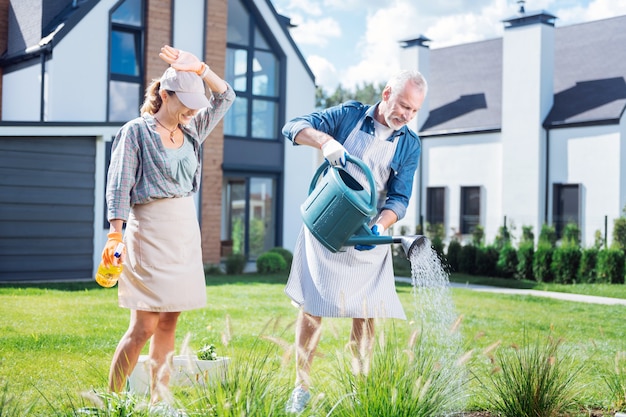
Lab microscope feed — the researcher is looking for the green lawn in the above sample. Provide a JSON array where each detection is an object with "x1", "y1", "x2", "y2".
[{"x1": 0, "y1": 273, "x2": 625, "y2": 415}]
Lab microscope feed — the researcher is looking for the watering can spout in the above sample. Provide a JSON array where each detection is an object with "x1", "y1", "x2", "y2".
[{"x1": 398, "y1": 235, "x2": 429, "y2": 259}]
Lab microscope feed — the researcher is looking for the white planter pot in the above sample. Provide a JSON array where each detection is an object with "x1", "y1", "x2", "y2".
[{"x1": 128, "y1": 355, "x2": 230, "y2": 395}]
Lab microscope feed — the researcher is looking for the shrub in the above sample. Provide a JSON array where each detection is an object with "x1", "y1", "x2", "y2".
[
  {"x1": 551, "y1": 245, "x2": 581, "y2": 284},
  {"x1": 533, "y1": 242, "x2": 554, "y2": 283},
  {"x1": 538, "y1": 224, "x2": 557, "y2": 247},
  {"x1": 516, "y1": 241, "x2": 534, "y2": 280},
  {"x1": 578, "y1": 248, "x2": 598, "y2": 283},
  {"x1": 481, "y1": 333, "x2": 584, "y2": 417},
  {"x1": 459, "y1": 244, "x2": 477, "y2": 274},
  {"x1": 614, "y1": 216, "x2": 626, "y2": 252},
  {"x1": 446, "y1": 240, "x2": 462, "y2": 272},
  {"x1": 561, "y1": 222, "x2": 581, "y2": 247},
  {"x1": 204, "y1": 263, "x2": 223, "y2": 276},
  {"x1": 494, "y1": 225, "x2": 513, "y2": 250},
  {"x1": 472, "y1": 224, "x2": 485, "y2": 247},
  {"x1": 496, "y1": 244, "x2": 518, "y2": 279},
  {"x1": 475, "y1": 245, "x2": 499, "y2": 277},
  {"x1": 268, "y1": 247, "x2": 293, "y2": 270},
  {"x1": 597, "y1": 248, "x2": 626, "y2": 284},
  {"x1": 256, "y1": 252, "x2": 287, "y2": 274},
  {"x1": 225, "y1": 253, "x2": 247, "y2": 275},
  {"x1": 426, "y1": 223, "x2": 446, "y2": 260}
]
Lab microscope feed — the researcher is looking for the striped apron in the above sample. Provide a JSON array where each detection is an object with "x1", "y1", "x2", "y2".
[{"x1": 285, "y1": 118, "x2": 406, "y2": 319}]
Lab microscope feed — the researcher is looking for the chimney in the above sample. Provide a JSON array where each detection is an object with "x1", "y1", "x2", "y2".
[
  {"x1": 500, "y1": 6, "x2": 556, "y2": 237},
  {"x1": 399, "y1": 35, "x2": 431, "y2": 131}
]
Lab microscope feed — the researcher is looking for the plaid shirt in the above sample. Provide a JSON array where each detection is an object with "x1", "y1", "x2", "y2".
[{"x1": 106, "y1": 84, "x2": 235, "y2": 222}]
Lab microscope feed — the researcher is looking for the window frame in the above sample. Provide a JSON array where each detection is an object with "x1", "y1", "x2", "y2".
[
  {"x1": 460, "y1": 186, "x2": 481, "y2": 235},
  {"x1": 107, "y1": 0, "x2": 145, "y2": 122}
]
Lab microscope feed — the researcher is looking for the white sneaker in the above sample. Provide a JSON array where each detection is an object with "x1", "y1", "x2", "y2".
[{"x1": 285, "y1": 385, "x2": 311, "y2": 414}]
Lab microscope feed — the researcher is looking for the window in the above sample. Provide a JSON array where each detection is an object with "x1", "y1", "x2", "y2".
[
  {"x1": 108, "y1": 0, "x2": 144, "y2": 122},
  {"x1": 553, "y1": 183, "x2": 580, "y2": 238},
  {"x1": 460, "y1": 186, "x2": 480, "y2": 234},
  {"x1": 223, "y1": 176, "x2": 277, "y2": 259},
  {"x1": 224, "y1": 0, "x2": 280, "y2": 140},
  {"x1": 426, "y1": 187, "x2": 445, "y2": 227}
]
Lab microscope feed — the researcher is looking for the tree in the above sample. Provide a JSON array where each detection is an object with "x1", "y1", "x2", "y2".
[{"x1": 316, "y1": 82, "x2": 385, "y2": 109}]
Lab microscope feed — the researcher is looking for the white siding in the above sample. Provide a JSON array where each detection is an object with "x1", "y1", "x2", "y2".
[
  {"x1": 2, "y1": 65, "x2": 42, "y2": 121},
  {"x1": 46, "y1": 0, "x2": 116, "y2": 121},
  {"x1": 550, "y1": 124, "x2": 623, "y2": 246},
  {"x1": 422, "y1": 133, "x2": 503, "y2": 244},
  {"x1": 251, "y1": 0, "x2": 317, "y2": 252}
]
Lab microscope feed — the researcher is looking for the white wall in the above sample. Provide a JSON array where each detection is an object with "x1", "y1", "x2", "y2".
[
  {"x1": 253, "y1": 0, "x2": 317, "y2": 251},
  {"x1": 422, "y1": 132, "x2": 503, "y2": 244},
  {"x1": 2, "y1": 65, "x2": 42, "y2": 121},
  {"x1": 173, "y1": 0, "x2": 205, "y2": 57},
  {"x1": 550, "y1": 124, "x2": 623, "y2": 247},
  {"x1": 46, "y1": 0, "x2": 117, "y2": 121},
  {"x1": 501, "y1": 22, "x2": 554, "y2": 241}
]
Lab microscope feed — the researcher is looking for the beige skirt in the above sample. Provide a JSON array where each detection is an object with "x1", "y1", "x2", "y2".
[{"x1": 118, "y1": 196, "x2": 207, "y2": 312}]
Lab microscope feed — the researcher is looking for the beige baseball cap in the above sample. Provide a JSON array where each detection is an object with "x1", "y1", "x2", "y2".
[{"x1": 160, "y1": 67, "x2": 210, "y2": 110}]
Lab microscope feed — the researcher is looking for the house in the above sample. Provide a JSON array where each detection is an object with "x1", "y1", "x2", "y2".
[
  {"x1": 0, "y1": 0, "x2": 317, "y2": 281},
  {"x1": 1, "y1": 0, "x2": 624, "y2": 283},
  {"x1": 398, "y1": 8, "x2": 626, "y2": 248}
]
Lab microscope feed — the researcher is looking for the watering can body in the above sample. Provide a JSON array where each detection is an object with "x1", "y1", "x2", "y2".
[{"x1": 300, "y1": 155, "x2": 427, "y2": 258}]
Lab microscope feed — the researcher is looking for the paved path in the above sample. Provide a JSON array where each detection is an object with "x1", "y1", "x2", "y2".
[{"x1": 395, "y1": 277, "x2": 626, "y2": 306}]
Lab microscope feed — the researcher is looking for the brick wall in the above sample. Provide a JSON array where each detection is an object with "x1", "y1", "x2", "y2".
[
  {"x1": 146, "y1": 0, "x2": 227, "y2": 265},
  {"x1": 200, "y1": 0, "x2": 228, "y2": 265},
  {"x1": 0, "y1": 0, "x2": 9, "y2": 119},
  {"x1": 145, "y1": 0, "x2": 172, "y2": 84}
]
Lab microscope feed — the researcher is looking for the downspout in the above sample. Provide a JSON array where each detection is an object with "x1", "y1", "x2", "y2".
[
  {"x1": 39, "y1": 52, "x2": 46, "y2": 121},
  {"x1": 544, "y1": 127, "x2": 550, "y2": 224}
]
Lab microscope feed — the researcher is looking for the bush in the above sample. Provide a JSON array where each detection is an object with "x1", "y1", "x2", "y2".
[
  {"x1": 204, "y1": 263, "x2": 223, "y2": 276},
  {"x1": 472, "y1": 224, "x2": 485, "y2": 247},
  {"x1": 256, "y1": 252, "x2": 287, "y2": 274},
  {"x1": 614, "y1": 216, "x2": 626, "y2": 252},
  {"x1": 533, "y1": 242, "x2": 554, "y2": 283},
  {"x1": 426, "y1": 223, "x2": 446, "y2": 260},
  {"x1": 562, "y1": 222, "x2": 581, "y2": 246},
  {"x1": 225, "y1": 253, "x2": 247, "y2": 275},
  {"x1": 459, "y1": 244, "x2": 477, "y2": 274},
  {"x1": 578, "y1": 248, "x2": 598, "y2": 283},
  {"x1": 552, "y1": 245, "x2": 581, "y2": 284},
  {"x1": 446, "y1": 240, "x2": 462, "y2": 272},
  {"x1": 538, "y1": 224, "x2": 557, "y2": 247},
  {"x1": 597, "y1": 248, "x2": 626, "y2": 284},
  {"x1": 268, "y1": 247, "x2": 293, "y2": 270},
  {"x1": 481, "y1": 332, "x2": 584, "y2": 417},
  {"x1": 516, "y1": 241, "x2": 535, "y2": 280},
  {"x1": 475, "y1": 245, "x2": 499, "y2": 277},
  {"x1": 496, "y1": 244, "x2": 518, "y2": 279}
]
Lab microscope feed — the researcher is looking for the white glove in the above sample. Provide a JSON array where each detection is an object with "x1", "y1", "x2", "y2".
[{"x1": 321, "y1": 140, "x2": 348, "y2": 167}]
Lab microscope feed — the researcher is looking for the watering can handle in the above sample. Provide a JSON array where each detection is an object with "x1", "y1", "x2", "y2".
[{"x1": 308, "y1": 154, "x2": 377, "y2": 212}]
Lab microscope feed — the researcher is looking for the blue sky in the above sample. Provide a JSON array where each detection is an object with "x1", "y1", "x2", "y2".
[{"x1": 271, "y1": 0, "x2": 626, "y2": 92}]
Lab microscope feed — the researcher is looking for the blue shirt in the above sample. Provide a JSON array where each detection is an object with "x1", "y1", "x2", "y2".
[{"x1": 282, "y1": 100, "x2": 421, "y2": 220}]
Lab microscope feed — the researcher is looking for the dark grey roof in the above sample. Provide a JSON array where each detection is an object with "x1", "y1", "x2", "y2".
[
  {"x1": 0, "y1": 0, "x2": 97, "y2": 66},
  {"x1": 420, "y1": 14, "x2": 626, "y2": 136}
]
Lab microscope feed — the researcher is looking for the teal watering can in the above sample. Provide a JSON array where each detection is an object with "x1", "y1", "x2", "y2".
[{"x1": 300, "y1": 154, "x2": 428, "y2": 259}]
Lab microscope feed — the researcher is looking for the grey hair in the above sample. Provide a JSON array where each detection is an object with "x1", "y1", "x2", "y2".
[{"x1": 386, "y1": 69, "x2": 428, "y2": 98}]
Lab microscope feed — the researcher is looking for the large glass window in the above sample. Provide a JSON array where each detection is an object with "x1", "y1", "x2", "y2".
[
  {"x1": 460, "y1": 186, "x2": 480, "y2": 234},
  {"x1": 224, "y1": 0, "x2": 280, "y2": 140},
  {"x1": 426, "y1": 187, "x2": 445, "y2": 227},
  {"x1": 108, "y1": 0, "x2": 144, "y2": 122},
  {"x1": 223, "y1": 176, "x2": 277, "y2": 259},
  {"x1": 553, "y1": 183, "x2": 580, "y2": 238}
]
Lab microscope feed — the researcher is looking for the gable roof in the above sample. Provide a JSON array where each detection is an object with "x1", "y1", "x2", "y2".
[
  {"x1": 0, "y1": 0, "x2": 97, "y2": 66},
  {"x1": 421, "y1": 14, "x2": 626, "y2": 136}
]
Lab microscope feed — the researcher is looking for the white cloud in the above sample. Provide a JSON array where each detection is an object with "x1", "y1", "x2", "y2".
[
  {"x1": 306, "y1": 55, "x2": 338, "y2": 88},
  {"x1": 289, "y1": 17, "x2": 342, "y2": 47}
]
